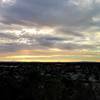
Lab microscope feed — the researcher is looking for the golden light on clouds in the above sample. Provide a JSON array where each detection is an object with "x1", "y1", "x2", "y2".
[
  {"x1": 0, "y1": 0, "x2": 100, "y2": 62},
  {"x1": 0, "y1": 49, "x2": 99, "y2": 62}
]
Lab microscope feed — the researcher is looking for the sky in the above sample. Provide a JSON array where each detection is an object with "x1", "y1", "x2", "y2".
[{"x1": 0, "y1": 0, "x2": 100, "y2": 62}]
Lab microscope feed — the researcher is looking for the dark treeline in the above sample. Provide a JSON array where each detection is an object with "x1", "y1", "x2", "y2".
[{"x1": 0, "y1": 62, "x2": 100, "y2": 100}]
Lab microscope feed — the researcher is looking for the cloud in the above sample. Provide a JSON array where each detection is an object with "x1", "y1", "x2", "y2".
[
  {"x1": 0, "y1": 32, "x2": 18, "y2": 39},
  {"x1": 0, "y1": 0, "x2": 100, "y2": 55},
  {"x1": 0, "y1": 31, "x2": 98, "y2": 53},
  {"x1": 0, "y1": 0, "x2": 93, "y2": 27}
]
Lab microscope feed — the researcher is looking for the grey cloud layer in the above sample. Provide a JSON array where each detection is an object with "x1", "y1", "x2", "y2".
[
  {"x1": 0, "y1": 32, "x2": 97, "y2": 53},
  {"x1": 0, "y1": 0, "x2": 98, "y2": 27},
  {"x1": 0, "y1": 0, "x2": 100, "y2": 52}
]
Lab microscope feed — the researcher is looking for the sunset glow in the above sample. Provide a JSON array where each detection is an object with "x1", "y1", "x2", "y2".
[{"x1": 0, "y1": 0, "x2": 100, "y2": 62}]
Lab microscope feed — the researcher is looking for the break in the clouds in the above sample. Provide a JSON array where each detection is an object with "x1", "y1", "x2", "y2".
[{"x1": 0, "y1": 0, "x2": 100, "y2": 61}]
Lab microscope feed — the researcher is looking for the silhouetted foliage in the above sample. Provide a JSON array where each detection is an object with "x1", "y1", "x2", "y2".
[{"x1": 0, "y1": 62, "x2": 99, "y2": 100}]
